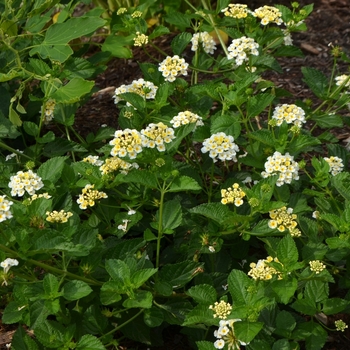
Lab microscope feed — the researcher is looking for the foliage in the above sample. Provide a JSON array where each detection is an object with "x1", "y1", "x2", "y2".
[{"x1": 1, "y1": 1, "x2": 350, "y2": 349}]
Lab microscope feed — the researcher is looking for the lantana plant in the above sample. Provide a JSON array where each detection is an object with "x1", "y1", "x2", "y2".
[{"x1": 1, "y1": 1, "x2": 350, "y2": 349}]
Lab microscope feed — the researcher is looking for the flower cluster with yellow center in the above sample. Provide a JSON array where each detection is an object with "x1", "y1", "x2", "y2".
[
  {"x1": 83, "y1": 155, "x2": 104, "y2": 166},
  {"x1": 141, "y1": 122, "x2": 175, "y2": 152},
  {"x1": 271, "y1": 104, "x2": 306, "y2": 127},
  {"x1": 261, "y1": 151, "x2": 299, "y2": 187},
  {"x1": 158, "y1": 55, "x2": 189, "y2": 82},
  {"x1": 8, "y1": 170, "x2": 44, "y2": 197},
  {"x1": 76, "y1": 184, "x2": 108, "y2": 210},
  {"x1": 253, "y1": 6, "x2": 283, "y2": 25},
  {"x1": 100, "y1": 157, "x2": 137, "y2": 175},
  {"x1": 221, "y1": 3, "x2": 250, "y2": 19},
  {"x1": 109, "y1": 129, "x2": 143, "y2": 159},
  {"x1": 29, "y1": 193, "x2": 52, "y2": 202},
  {"x1": 209, "y1": 300, "x2": 232, "y2": 319},
  {"x1": 309, "y1": 260, "x2": 326, "y2": 274},
  {"x1": 131, "y1": 10, "x2": 142, "y2": 18},
  {"x1": 201, "y1": 132, "x2": 240, "y2": 163},
  {"x1": 221, "y1": 183, "x2": 246, "y2": 207},
  {"x1": 46, "y1": 210, "x2": 73, "y2": 223},
  {"x1": 114, "y1": 78, "x2": 158, "y2": 106},
  {"x1": 133, "y1": 32, "x2": 148, "y2": 47},
  {"x1": 0, "y1": 195, "x2": 13, "y2": 223},
  {"x1": 40, "y1": 99, "x2": 56, "y2": 124},
  {"x1": 227, "y1": 36, "x2": 259, "y2": 66},
  {"x1": 213, "y1": 319, "x2": 248, "y2": 350},
  {"x1": 117, "y1": 7, "x2": 127, "y2": 15},
  {"x1": 268, "y1": 206, "x2": 301, "y2": 237},
  {"x1": 191, "y1": 32, "x2": 217, "y2": 54},
  {"x1": 324, "y1": 156, "x2": 344, "y2": 176},
  {"x1": 170, "y1": 111, "x2": 204, "y2": 128},
  {"x1": 248, "y1": 256, "x2": 283, "y2": 280}
]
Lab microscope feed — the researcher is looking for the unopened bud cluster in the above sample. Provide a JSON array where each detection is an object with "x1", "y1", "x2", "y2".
[
  {"x1": 309, "y1": 260, "x2": 326, "y2": 274},
  {"x1": 209, "y1": 300, "x2": 232, "y2": 319}
]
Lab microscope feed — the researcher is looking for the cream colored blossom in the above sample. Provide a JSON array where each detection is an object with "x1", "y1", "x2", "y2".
[
  {"x1": 268, "y1": 206, "x2": 301, "y2": 237},
  {"x1": 170, "y1": 111, "x2": 204, "y2": 128},
  {"x1": 201, "y1": 132, "x2": 240, "y2": 163},
  {"x1": 221, "y1": 183, "x2": 246, "y2": 206},
  {"x1": 191, "y1": 32, "x2": 216, "y2": 54},
  {"x1": 335, "y1": 74, "x2": 350, "y2": 88},
  {"x1": 100, "y1": 157, "x2": 137, "y2": 175},
  {"x1": 227, "y1": 36, "x2": 259, "y2": 66},
  {"x1": 261, "y1": 151, "x2": 299, "y2": 187},
  {"x1": 213, "y1": 319, "x2": 248, "y2": 349},
  {"x1": 253, "y1": 6, "x2": 283, "y2": 25},
  {"x1": 83, "y1": 155, "x2": 104, "y2": 166},
  {"x1": 109, "y1": 129, "x2": 143, "y2": 159},
  {"x1": 221, "y1": 3, "x2": 250, "y2": 19},
  {"x1": 271, "y1": 104, "x2": 306, "y2": 127},
  {"x1": 131, "y1": 10, "x2": 142, "y2": 18},
  {"x1": 324, "y1": 156, "x2": 344, "y2": 176},
  {"x1": 141, "y1": 122, "x2": 175, "y2": 152},
  {"x1": 158, "y1": 55, "x2": 189, "y2": 82},
  {"x1": 1, "y1": 258, "x2": 19, "y2": 274},
  {"x1": 8, "y1": 170, "x2": 44, "y2": 197},
  {"x1": 335, "y1": 320, "x2": 348, "y2": 332},
  {"x1": 46, "y1": 210, "x2": 73, "y2": 223},
  {"x1": 248, "y1": 256, "x2": 283, "y2": 280},
  {"x1": 40, "y1": 99, "x2": 56, "y2": 124},
  {"x1": 117, "y1": 7, "x2": 127, "y2": 15},
  {"x1": 76, "y1": 184, "x2": 108, "y2": 210},
  {"x1": 0, "y1": 195, "x2": 13, "y2": 222}
]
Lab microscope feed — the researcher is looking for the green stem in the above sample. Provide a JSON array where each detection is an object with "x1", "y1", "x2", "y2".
[
  {"x1": 0, "y1": 141, "x2": 38, "y2": 163},
  {"x1": 156, "y1": 185, "x2": 166, "y2": 269},
  {"x1": 0, "y1": 244, "x2": 103, "y2": 286}
]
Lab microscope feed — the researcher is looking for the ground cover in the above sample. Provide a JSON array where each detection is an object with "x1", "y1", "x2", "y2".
[{"x1": 1, "y1": 1, "x2": 350, "y2": 349}]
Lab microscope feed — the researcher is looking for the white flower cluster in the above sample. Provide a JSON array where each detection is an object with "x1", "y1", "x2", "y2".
[
  {"x1": 221, "y1": 3, "x2": 250, "y2": 19},
  {"x1": 335, "y1": 74, "x2": 350, "y2": 89},
  {"x1": 213, "y1": 319, "x2": 248, "y2": 350},
  {"x1": 8, "y1": 170, "x2": 44, "y2": 197},
  {"x1": 158, "y1": 55, "x2": 189, "y2": 82},
  {"x1": 191, "y1": 32, "x2": 217, "y2": 54},
  {"x1": 282, "y1": 29, "x2": 293, "y2": 46},
  {"x1": 83, "y1": 155, "x2": 104, "y2": 166},
  {"x1": 114, "y1": 78, "x2": 158, "y2": 105},
  {"x1": 227, "y1": 36, "x2": 259, "y2": 66},
  {"x1": 271, "y1": 104, "x2": 306, "y2": 127},
  {"x1": 76, "y1": 184, "x2": 108, "y2": 210},
  {"x1": 133, "y1": 32, "x2": 148, "y2": 46},
  {"x1": 100, "y1": 157, "x2": 138, "y2": 175},
  {"x1": 40, "y1": 99, "x2": 56, "y2": 124},
  {"x1": 201, "y1": 132, "x2": 239, "y2": 163},
  {"x1": 261, "y1": 151, "x2": 299, "y2": 186},
  {"x1": 253, "y1": 6, "x2": 283, "y2": 25},
  {"x1": 141, "y1": 122, "x2": 175, "y2": 152},
  {"x1": 0, "y1": 195, "x2": 13, "y2": 222},
  {"x1": 1, "y1": 258, "x2": 19, "y2": 274},
  {"x1": 170, "y1": 111, "x2": 204, "y2": 128},
  {"x1": 109, "y1": 129, "x2": 143, "y2": 159},
  {"x1": 324, "y1": 156, "x2": 344, "y2": 176}
]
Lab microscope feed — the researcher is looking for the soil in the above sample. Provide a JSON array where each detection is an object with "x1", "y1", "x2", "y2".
[{"x1": 2, "y1": 1, "x2": 350, "y2": 349}]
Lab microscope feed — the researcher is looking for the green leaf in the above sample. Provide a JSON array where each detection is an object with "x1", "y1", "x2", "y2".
[
  {"x1": 274, "y1": 45, "x2": 304, "y2": 57},
  {"x1": 183, "y1": 304, "x2": 215, "y2": 326},
  {"x1": 186, "y1": 284, "x2": 217, "y2": 305},
  {"x1": 196, "y1": 341, "x2": 216, "y2": 350},
  {"x1": 62, "y1": 280, "x2": 93, "y2": 301},
  {"x1": 293, "y1": 322, "x2": 327, "y2": 350},
  {"x1": 119, "y1": 92, "x2": 146, "y2": 111},
  {"x1": 117, "y1": 169, "x2": 158, "y2": 189},
  {"x1": 23, "y1": 121, "x2": 39, "y2": 137},
  {"x1": 270, "y1": 278, "x2": 297, "y2": 304},
  {"x1": 322, "y1": 298, "x2": 349, "y2": 315},
  {"x1": 43, "y1": 273, "x2": 59, "y2": 297},
  {"x1": 159, "y1": 261, "x2": 203, "y2": 288},
  {"x1": 288, "y1": 134, "x2": 321, "y2": 155},
  {"x1": 37, "y1": 156, "x2": 67, "y2": 183},
  {"x1": 275, "y1": 310, "x2": 296, "y2": 338},
  {"x1": 331, "y1": 172, "x2": 350, "y2": 201},
  {"x1": 156, "y1": 199, "x2": 182, "y2": 231},
  {"x1": 165, "y1": 13, "x2": 191, "y2": 31},
  {"x1": 149, "y1": 25, "x2": 170, "y2": 40},
  {"x1": 76, "y1": 334, "x2": 106, "y2": 350},
  {"x1": 235, "y1": 321, "x2": 263, "y2": 343},
  {"x1": 305, "y1": 280, "x2": 328, "y2": 303},
  {"x1": 105, "y1": 259, "x2": 130, "y2": 283},
  {"x1": 228, "y1": 269, "x2": 253, "y2": 305},
  {"x1": 143, "y1": 306, "x2": 164, "y2": 327},
  {"x1": 51, "y1": 77, "x2": 94, "y2": 103},
  {"x1": 12, "y1": 326, "x2": 39, "y2": 350},
  {"x1": 171, "y1": 32, "x2": 192, "y2": 55},
  {"x1": 248, "y1": 129, "x2": 275, "y2": 147},
  {"x1": 277, "y1": 234, "x2": 298, "y2": 265},
  {"x1": 301, "y1": 67, "x2": 328, "y2": 99},
  {"x1": 210, "y1": 114, "x2": 241, "y2": 139},
  {"x1": 247, "y1": 93, "x2": 275, "y2": 119},
  {"x1": 123, "y1": 290, "x2": 153, "y2": 309},
  {"x1": 29, "y1": 300, "x2": 50, "y2": 329},
  {"x1": 34, "y1": 320, "x2": 65, "y2": 348},
  {"x1": 311, "y1": 113, "x2": 343, "y2": 128},
  {"x1": 29, "y1": 16, "x2": 106, "y2": 62},
  {"x1": 101, "y1": 35, "x2": 133, "y2": 58},
  {"x1": 63, "y1": 57, "x2": 97, "y2": 79},
  {"x1": 131, "y1": 268, "x2": 158, "y2": 289},
  {"x1": 9, "y1": 105, "x2": 22, "y2": 126},
  {"x1": 291, "y1": 298, "x2": 317, "y2": 316},
  {"x1": 43, "y1": 138, "x2": 86, "y2": 157},
  {"x1": 100, "y1": 281, "x2": 123, "y2": 305},
  {"x1": 189, "y1": 202, "x2": 231, "y2": 225},
  {"x1": 2, "y1": 301, "x2": 27, "y2": 324},
  {"x1": 168, "y1": 176, "x2": 201, "y2": 192}
]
